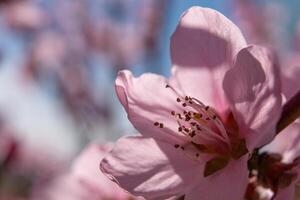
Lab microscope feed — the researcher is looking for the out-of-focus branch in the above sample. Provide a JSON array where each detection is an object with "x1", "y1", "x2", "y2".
[{"x1": 276, "y1": 90, "x2": 300, "y2": 134}]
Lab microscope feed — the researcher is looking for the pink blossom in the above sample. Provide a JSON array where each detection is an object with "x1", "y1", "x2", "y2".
[
  {"x1": 4, "y1": 1, "x2": 48, "y2": 31},
  {"x1": 252, "y1": 121, "x2": 300, "y2": 200},
  {"x1": 32, "y1": 144, "x2": 134, "y2": 200},
  {"x1": 100, "y1": 7, "x2": 282, "y2": 200}
]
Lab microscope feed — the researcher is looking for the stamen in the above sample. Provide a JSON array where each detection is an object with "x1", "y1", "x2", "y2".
[{"x1": 159, "y1": 123, "x2": 164, "y2": 128}]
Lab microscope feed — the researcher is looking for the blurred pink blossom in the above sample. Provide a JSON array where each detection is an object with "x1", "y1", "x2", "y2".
[
  {"x1": 101, "y1": 7, "x2": 282, "y2": 200},
  {"x1": 32, "y1": 144, "x2": 136, "y2": 200},
  {"x1": 4, "y1": 1, "x2": 48, "y2": 31},
  {"x1": 248, "y1": 121, "x2": 300, "y2": 200}
]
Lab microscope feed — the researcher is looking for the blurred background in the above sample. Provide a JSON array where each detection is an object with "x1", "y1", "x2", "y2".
[{"x1": 0, "y1": 0, "x2": 299, "y2": 199}]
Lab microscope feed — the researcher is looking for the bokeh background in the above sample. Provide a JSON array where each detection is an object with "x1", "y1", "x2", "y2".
[{"x1": 0, "y1": 0, "x2": 299, "y2": 199}]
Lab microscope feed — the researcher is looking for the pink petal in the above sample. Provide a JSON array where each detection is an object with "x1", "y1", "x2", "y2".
[
  {"x1": 115, "y1": 70, "x2": 186, "y2": 143},
  {"x1": 32, "y1": 174, "x2": 89, "y2": 200},
  {"x1": 170, "y1": 6, "x2": 247, "y2": 113},
  {"x1": 281, "y1": 54, "x2": 300, "y2": 100},
  {"x1": 184, "y1": 156, "x2": 249, "y2": 200},
  {"x1": 263, "y1": 122, "x2": 300, "y2": 163},
  {"x1": 223, "y1": 45, "x2": 281, "y2": 150},
  {"x1": 274, "y1": 185, "x2": 295, "y2": 200},
  {"x1": 100, "y1": 136, "x2": 204, "y2": 200},
  {"x1": 72, "y1": 144, "x2": 130, "y2": 199}
]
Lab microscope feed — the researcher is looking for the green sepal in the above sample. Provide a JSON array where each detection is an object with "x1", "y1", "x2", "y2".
[
  {"x1": 231, "y1": 138, "x2": 249, "y2": 160},
  {"x1": 204, "y1": 156, "x2": 229, "y2": 177}
]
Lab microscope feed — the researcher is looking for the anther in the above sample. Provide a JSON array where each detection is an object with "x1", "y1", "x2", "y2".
[
  {"x1": 189, "y1": 131, "x2": 196, "y2": 137},
  {"x1": 205, "y1": 106, "x2": 209, "y2": 111},
  {"x1": 178, "y1": 127, "x2": 183, "y2": 132},
  {"x1": 185, "y1": 96, "x2": 189, "y2": 101},
  {"x1": 165, "y1": 84, "x2": 170, "y2": 88},
  {"x1": 206, "y1": 117, "x2": 210, "y2": 121},
  {"x1": 182, "y1": 103, "x2": 187, "y2": 107},
  {"x1": 171, "y1": 111, "x2": 176, "y2": 115},
  {"x1": 154, "y1": 122, "x2": 159, "y2": 126},
  {"x1": 212, "y1": 115, "x2": 217, "y2": 120},
  {"x1": 181, "y1": 146, "x2": 185, "y2": 150},
  {"x1": 190, "y1": 122, "x2": 196, "y2": 126},
  {"x1": 176, "y1": 98, "x2": 181, "y2": 102},
  {"x1": 196, "y1": 153, "x2": 200, "y2": 157},
  {"x1": 196, "y1": 125, "x2": 202, "y2": 131},
  {"x1": 185, "y1": 115, "x2": 191, "y2": 121},
  {"x1": 159, "y1": 123, "x2": 164, "y2": 128},
  {"x1": 174, "y1": 144, "x2": 180, "y2": 148}
]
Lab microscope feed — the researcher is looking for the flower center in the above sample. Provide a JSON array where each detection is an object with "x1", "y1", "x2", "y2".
[{"x1": 153, "y1": 84, "x2": 247, "y2": 161}]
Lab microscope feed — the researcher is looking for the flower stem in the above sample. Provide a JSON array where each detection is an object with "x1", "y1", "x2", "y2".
[{"x1": 276, "y1": 90, "x2": 300, "y2": 135}]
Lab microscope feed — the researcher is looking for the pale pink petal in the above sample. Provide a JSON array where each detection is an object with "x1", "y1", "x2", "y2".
[
  {"x1": 72, "y1": 144, "x2": 130, "y2": 199},
  {"x1": 100, "y1": 136, "x2": 204, "y2": 200},
  {"x1": 170, "y1": 6, "x2": 247, "y2": 113},
  {"x1": 274, "y1": 185, "x2": 295, "y2": 200},
  {"x1": 263, "y1": 122, "x2": 300, "y2": 163},
  {"x1": 31, "y1": 174, "x2": 88, "y2": 200},
  {"x1": 281, "y1": 53, "x2": 300, "y2": 100},
  {"x1": 184, "y1": 156, "x2": 248, "y2": 200},
  {"x1": 116, "y1": 70, "x2": 186, "y2": 143},
  {"x1": 223, "y1": 45, "x2": 281, "y2": 150}
]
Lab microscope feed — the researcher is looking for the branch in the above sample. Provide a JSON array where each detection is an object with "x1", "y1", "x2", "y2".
[{"x1": 276, "y1": 90, "x2": 300, "y2": 135}]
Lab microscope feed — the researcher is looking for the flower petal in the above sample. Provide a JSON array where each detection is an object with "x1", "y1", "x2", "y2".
[
  {"x1": 115, "y1": 70, "x2": 186, "y2": 143},
  {"x1": 184, "y1": 155, "x2": 249, "y2": 200},
  {"x1": 263, "y1": 122, "x2": 300, "y2": 164},
  {"x1": 170, "y1": 6, "x2": 247, "y2": 113},
  {"x1": 274, "y1": 185, "x2": 295, "y2": 200},
  {"x1": 100, "y1": 136, "x2": 204, "y2": 200},
  {"x1": 171, "y1": 6, "x2": 247, "y2": 69},
  {"x1": 223, "y1": 45, "x2": 281, "y2": 150},
  {"x1": 71, "y1": 144, "x2": 130, "y2": 199}
]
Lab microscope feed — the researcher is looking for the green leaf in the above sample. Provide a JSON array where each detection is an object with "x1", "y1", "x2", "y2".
[
  {"x1": 231, "y1": 138, "x2": 249, "y2": 160},
  {"x1": 204, "y1": 156, "x2": 229, "y2": 177}
]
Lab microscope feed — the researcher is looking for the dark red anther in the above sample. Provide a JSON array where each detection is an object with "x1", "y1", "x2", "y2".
[
  {"x1": 190, "y1": 122, "x2": 196, "y2": 126},
  {"x1": 189, "y1": 131, "x2": 196, "y2": 138},
  {"x1": 184, "y1": 128, "x2": 190, "y2": 133},
  {"x1": 196, "y1": 125, "x2": 201, "y2": 131}
]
